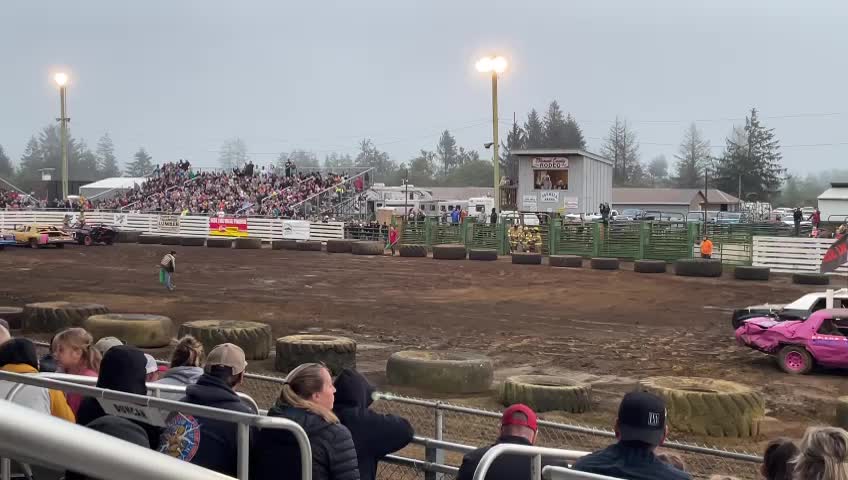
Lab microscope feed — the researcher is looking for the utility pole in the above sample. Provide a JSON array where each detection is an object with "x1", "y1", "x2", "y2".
[
  {"x1": 54, "y1": 73, "x2": 70, "y2": 200},
  {"x1": 491, "y1": 71, "x2": 500, "y2": 212}
]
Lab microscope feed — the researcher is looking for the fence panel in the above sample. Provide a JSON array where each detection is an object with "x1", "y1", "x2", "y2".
[
  {"x1": 401, "y1": 221, "x2": 429, "y2": 246},
  {"x1": 643, "y1": 222, "x2": 691, "y2": 261},
  {"x1": 556, "y1": 223, "x2": 594, "y2": 257},
  {"x1": 468, "y1": 222, "x2": 500, "y2": 251},
  {"x1": 597, "y1": 223, "x2": 640, "y2": 259},
  {"x1": 346, "y1": 224, "x2": 388, "y2": 242},
  {"x1": 431, "y1": 223, "x2": 463, "y2": 246},
  {"x1": 309, "y1": 222, "x2": 345, "y2": 241},
  {"x1": 753, "y1": 236, "x2": 848, "y2": 276}
]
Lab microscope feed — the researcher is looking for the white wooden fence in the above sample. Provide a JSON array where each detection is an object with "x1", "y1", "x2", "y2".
[
  {"x1": 753, "y1": 236, "x2": 847, "y2": 276},
  {"x1": 0, "y1": 211, "x2": 344, "y2": 243}
]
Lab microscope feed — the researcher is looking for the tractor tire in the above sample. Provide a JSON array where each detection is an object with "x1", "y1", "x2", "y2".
[
  {"x1": 640, "y1": 376, "x2": 765, "y2": 438},
  {"x1": 272, "y1": 240, "x2": 299, "y2": 250},
  {"x1": 734, "y1": 266, "x2": 770, "y2": 281},
  {"x1": 777, "y1": 345, "x2": 814, "y2": 374},
  {"x1": 138, "y1": 234, "x2": 161, "y2": 245},
  {"x1": 468, "y1": 249, "x2": 498, "y2": 261},
  {"x1": 180, "y1": 237, "x2": 206, "y2": 247},
  {"x1": 0, "y1": 307, "x2": 25, "y2": 330},
  {"x1": 792, "y1": 273, "x2": 830, "y2": 286},
  {"x1": 836, "y1": 396, "x2": 848, "y2": 429},
  {"x1": 512, "y1": 252, "x2": 542, "y2": 265},
  {"x1": 674, "y1": 258, "x2": 723, "y2": 277},
  {"x1": 83, "y1": 314, "x2": 173, "y2": 348},
  {"x1": 234, "y1": 237, "x2": 262, "y2": 249},
  {"x1": 590, "y1": 257, "x2": 620, "y2": 270},
  {"x1": 116, "y1": 231, "x2": 141, "y2": 243},
  {"x1": 634, "y1": 260, "x2": 667, "y2": 274},
  {"x1": 386, "y1": 351, "x2": 493, "y2": 394},
  {"x1": 326, "y1": 239, "x2": 353, "y2": 253},
  {"x1": 297, "y1": 240, "x2": 323, "y2": 252},
  {"x1": 179, "y1": 320, "x2": 273, "y2": 361},
  {"x1": 275, "y1": 335, "x2": 357, "y2": 375},
  {"x1": 160, "y1": 236, "x2": 182, "y2": 246},
  {"x1": 206, "y1": 238, "x2": 233, "y2": 248},
  {"x1": 432, "y1": 244, "x2": 467, "y2": 260},
  {"x1": 351, "y1": 241, "x2": 384, "y2": 256},
  {"x1": 549, "y1": 255, "x2": 583, "y2": 268},
  {"x1": 500, "y1": 375, "x2": 592, "y2": 413},
  {"x1": 23, "y1": 301, "x2": 109, "y2": 333},
  {"x1": 399, "y1": 244, "x2": 428, "y2": 258}
]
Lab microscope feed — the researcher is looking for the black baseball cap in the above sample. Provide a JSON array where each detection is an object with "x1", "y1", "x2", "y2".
[{"x1": 617, "y1": 391, "x2": 666, "y2": 445}]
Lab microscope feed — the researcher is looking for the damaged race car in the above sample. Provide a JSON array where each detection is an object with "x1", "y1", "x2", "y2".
[
  {"x1": 736, "y1": 308, "x2": 848, "y2": 374},
  {"x1": 0, "y1": 232, "x2": 16, "y2": 249},
  {"x1": 730, "y1": 288, "x2": 848, "y2": 329},
  {"x1": 70, "y1": 223, "x2": 117, "y2": 246}
]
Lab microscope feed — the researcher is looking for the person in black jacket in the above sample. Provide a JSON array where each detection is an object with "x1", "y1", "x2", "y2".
[
  {"x1": 158, "y1": 343, "x2": 256, "y2": 477},
  {"x1": 252, "y1": 363, "x2": 359, "y2": 480},
  {"x1": 458, "y1": 404, "x2": 563, "y2": 480},
  {"x1": 333, "y1": 369, "x2": 413, "y2": 480}
]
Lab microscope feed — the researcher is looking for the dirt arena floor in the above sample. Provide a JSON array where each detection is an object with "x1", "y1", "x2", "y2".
[{"x1": 2, "y1": 243, "x2": 847, "y2": 453}]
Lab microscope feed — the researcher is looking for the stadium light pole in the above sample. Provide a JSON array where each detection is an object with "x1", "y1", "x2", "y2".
[
  {"x1": 54, "y1": 72, "x2": 70, "y2": 200},
  {"x1": 476, "y1": 56, "x2": 507, "y2": 212}
]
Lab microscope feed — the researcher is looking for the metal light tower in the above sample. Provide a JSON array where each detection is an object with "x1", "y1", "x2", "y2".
[
  {"x1": 54, "y1": 73, "x2": 70, "y2": 200},
  {"x1": 476, "y1": 56, "x2": 507, "y2": 211}
]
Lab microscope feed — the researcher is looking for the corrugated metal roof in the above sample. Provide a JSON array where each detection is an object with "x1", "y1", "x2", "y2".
[
  {"x1": 612, "y1": 187, "x2": 740, "y2": 205},
  {"x1": 819, "y1": 186, "x2": 848, "y2": 200}
]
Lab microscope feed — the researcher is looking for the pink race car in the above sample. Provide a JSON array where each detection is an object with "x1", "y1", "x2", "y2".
[{"x1": 735, "y1": 308, "x2": 848, "y2": 374}]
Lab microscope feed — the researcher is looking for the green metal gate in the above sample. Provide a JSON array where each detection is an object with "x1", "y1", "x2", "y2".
[
  {"x1": 431, "y1": 222, "x2": 464, "y2": 246},
  {"x1": 643, "y1": 222, "x2": 692, "y2": 261},
  {"x1": 556, "y1": 222, "x2": 594, "y2": 257},
  {"x1": 597, "y1": 223, "x2": 641, "y2": 259},
  {"x1": 468, "y1": 222, "x2": 501, "y2": 251},
  {"x1": 401, "y1": 220, "x2": 428, "y2": 245}
]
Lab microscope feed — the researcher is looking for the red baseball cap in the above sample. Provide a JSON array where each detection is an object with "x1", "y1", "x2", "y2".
[{"x1": 501, "y1": 404, "x2": 538, "y2": 431}]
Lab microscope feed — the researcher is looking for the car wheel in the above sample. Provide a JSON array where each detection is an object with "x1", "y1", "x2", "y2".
[
  {"x1": 778, "y1": 346, "x2": 813, "y2": 374},
  {"x1": 84, "y1": 235, "x2": 93, "y2": 246},
  {"x1": 29, "y1": 239, "x2": 38, "y2": 249}
]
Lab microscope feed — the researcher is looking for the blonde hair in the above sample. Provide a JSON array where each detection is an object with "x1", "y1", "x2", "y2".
[
  {"x1": 277, "y1": 363, "x2": 338, "y2": 424},
  {"x1": 170, "y1": 335, "x2": 204, "y2": 368},
  {"x1": 794, "y1": 427, "x2": 848, "y2": 480},
  {"x1": 54, "y1": 328, "x2": 101, "y2": 372}
]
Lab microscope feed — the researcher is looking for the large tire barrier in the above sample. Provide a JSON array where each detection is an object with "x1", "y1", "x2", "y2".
[
  {"x1": 734, "y1": 266, "x2": 770, "y2": 281},
  {"x1": 0, "y1": 307, "x2": 25, "y2": 330},
  {"x1": 351, "y1": 241, "x2": 384, "y2": 256},
  {"x1": 297, "y1": 240, "x2": 323, "y2": 252},
  {"x1": 160, "y1": 236, "x2": 182, "y2": 246},
  {"x1": 501, "y1": 375, "x2": 592, "y2": 413},
  {"x1": 792, "y1": 273, "x2": 830, "y2": 286},
  {"x1": 116, "y1": 231, "x2": 141, "y2": 243},
  {"x1": 512, "y1": 252, "x2": 542, "y2": 265},
  {"x1": 234, "y1": 237, "x2": 262, "y2": 250},
  {"x1": 837, "y1": 396, "x2": 848, "y2": 429},
  {"x1": 432, "y1": 244, "x2": 467, "y2": 260},
  {"x1": 23, "y1": 301, "x2": 109, "y2": 333},
  {"x1": 83, "y1": 314, "x2": 173, "y2": 348},
  {"x1": 275, "y1": 335, "x2": 356, "y2": 375},
  {"x1": 674, "y1": 259, "x2": 723, "y2": 277},
  {"x1": 138, "y1": 234, "x2": 161, "y2": 245},
  {"x1": 180, "y1": 237, "x2": 206, "y2": 247},
  {"x1": 386, "y1": 351, "x2": 493, "y2": 394},
  {"x1": 206, "y1": 238, "x2": 233, "y2": 248},
  {"x1": 549, "y1": 255, "x2": 582, "y2": 268},
  {"x1": 178, "y1": 320, "x2": 273, "y2": 361},
  {"x1": 271, "y1": 240, "x2": 299, "y2": 251},
  {"x1": 326, "y1": 239, "x2": 353, "y2": 253},
  {"x1": 399, "y1": 244, "x2": 428, "y2": 258},
  {"x1": 640, "y1": 376, "x2": 764, "y2": 437},
  {"x1": 468, "y1": 249, "x2": 498, "y2": 261},
  {"x1": 634, "y1": 260, "x2": 667, "y2": 274},
  {"x1": 590, "y1": 257, "x2": 620, "y2": 270}
]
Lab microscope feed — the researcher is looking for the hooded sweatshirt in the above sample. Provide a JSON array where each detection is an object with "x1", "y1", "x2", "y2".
[
  {"x1": 156, "y1": 365, "x2": 204, "y2": 400},
  {"x1": 333, "y1": 369, "x2": 414, "y2": 480},
  {"x1": 0, "y1": 338, "x2": 75, "y2": 422},
  {"x1": 252, "y1": 404, "x2": 359, "y2": 480}
]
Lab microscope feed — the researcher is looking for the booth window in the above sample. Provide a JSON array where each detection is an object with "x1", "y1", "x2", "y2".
[{"x1": 534, "y1": 170, "x2": 568, "y2": 190}]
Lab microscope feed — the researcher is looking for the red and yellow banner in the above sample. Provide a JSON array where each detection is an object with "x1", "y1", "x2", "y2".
[{"x1": 209, "y1": 217, "x2": 249, "y2": 237}]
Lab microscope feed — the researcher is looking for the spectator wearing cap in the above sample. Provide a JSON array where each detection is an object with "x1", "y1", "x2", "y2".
[
  {"x1": 144, "y1": 354, "x2": 163, "y2": 382},
  {"x1": 572, "y1": 391, "x2": 690, "y2": 480},
  {"x1": 158, "y1": 343, "x2": 257, "y2": 477},
  {"x1": 458, "y1": 404, "x2": 564, "y2": 480},
  {"x1": 94, "y1": 337, "x2": 123, "y2": 356}
]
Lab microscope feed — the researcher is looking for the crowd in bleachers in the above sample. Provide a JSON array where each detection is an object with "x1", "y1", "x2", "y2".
[
  {"x1": 1, "y1": 325, "x2": 848, "y2": 480},
  {"x1": 0, "y1": 187, "x2": 39, "y2": 209},
  {"x1": 91, "y1": 161, "x2": 362, "y2": 217}
]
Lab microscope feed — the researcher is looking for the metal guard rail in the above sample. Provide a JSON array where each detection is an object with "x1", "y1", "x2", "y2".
[
  {"x1": 0, "y1": 370, "x2": 311, "y2": 480},
  {"x1": 0, "y1": 398, "x2": 234, "y2": 480},
  {"x1": 543, "y1": 466, "x2": 624, "y2": 480},
  {"x1": 472, "y1": 443, "x2": 588, "y2": 480}
]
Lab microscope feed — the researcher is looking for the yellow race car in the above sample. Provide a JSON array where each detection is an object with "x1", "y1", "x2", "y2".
[{"x1": 12, "y1": 224, "x2": 75, "y2": 248}]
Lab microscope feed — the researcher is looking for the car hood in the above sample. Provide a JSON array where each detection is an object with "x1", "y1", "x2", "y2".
[
  {"x1": 738, "y1": 304, "x2": 786, "y2": 312},
  {"x1": 735, "y1": 318, "x2": 807, "y2": 352}
]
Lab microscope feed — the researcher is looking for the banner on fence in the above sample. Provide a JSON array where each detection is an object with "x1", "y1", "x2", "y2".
[
  {"x1": 112, "y1": 213, "x2": 128, "y2": 227},
  {"x1": 282, "y1": 220, "x2": 310, "y2": 240},
  {"x1": 522, "y1": 195, "x2": 538, "y2": 211},
  {"x1": 98, "y1": 399, "x2": 168, "y2": 427},
  {"x1": 157, "y1": 215, "x2": 180, "y2": 233},
  {"x1": 209, "y1": 216, "x2": 249, "y2": 237}
]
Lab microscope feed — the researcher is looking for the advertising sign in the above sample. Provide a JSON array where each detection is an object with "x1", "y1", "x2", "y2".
[
  {"x1": 209, "y1": 216, "x2": 249, "y2": 237},
  {"x1": 112, "y1": 213, "x2": 128, "y2": 227},
  {"x1": 531, "y1": 157, "x2": 569, "y2": 170},
  {"x1": 540, "y1": 191, "x2": 560, "y2": 203},
  {"x1": 157, "y1": 215, "x2": 180, "y2": 233},
  {"x1": 282, "y1": 220, "x2": 310, "y2": 240},
  {"x1": 565, "y1": 197, "x2": 579, "y2": 209},
  {"x1": 522, "y1": 195, "x2": 538, "y2": 211}
]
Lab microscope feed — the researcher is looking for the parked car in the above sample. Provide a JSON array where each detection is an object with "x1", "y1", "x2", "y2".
[
  {"x1": 731, "y1": 289, "x2": 848, "y2": 329},
  {"x1": 12, "y1": 224, "x2": 75, "y2": 248},
  {"x1": 0, "y1": 233, "x2": 16, "y2": 249},
  {"x1": 736, "y1": 309, "x2": 848, "y2": 374},
  {"x1": 69, "y1": 224, "x2": 117, "y2": 246}
]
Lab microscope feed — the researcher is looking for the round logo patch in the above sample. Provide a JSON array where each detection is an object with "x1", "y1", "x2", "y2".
[{"x1": 159, "y1": 412, "x2": 201, "y2": 461}]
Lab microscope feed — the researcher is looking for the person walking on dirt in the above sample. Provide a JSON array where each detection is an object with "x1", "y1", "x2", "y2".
[
  {"x1": 387, "y1": 225, "x2": 399, "y2": 256},
  {"x1": 160, "y1": 251, "x2": 177, "y2": 291},
  {"x1": 700, "y1": 236, "x2": 713, "y2": 259},
  {"x1": 793, "y1": 207, "x2": 803, "y2": 236}
]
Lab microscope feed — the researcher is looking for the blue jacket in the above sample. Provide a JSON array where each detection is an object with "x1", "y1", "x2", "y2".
[
  {"x1": 451, "y1": 210, "x2": 461, "y2": 224},
  {"x1": 572, "y1": 442, "x2": 691, "y2": 480}
]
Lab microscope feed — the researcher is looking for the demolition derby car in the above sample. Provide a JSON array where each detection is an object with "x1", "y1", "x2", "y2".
[
  {"x1": 69, "y1": 224, "x2": 117, "y2": 246},
  {"x1": 736, "y1": 308, "x2": 848, "y2": 374},
  {"x1": 0, "y1": 232, "x2": 16, "y2": 249},
  {"x1": 730, "y1": 289, "x2": 848, "y2": 329},
  {"x1": 12, "y1": 224, "x2": 75, "y2": 248}
]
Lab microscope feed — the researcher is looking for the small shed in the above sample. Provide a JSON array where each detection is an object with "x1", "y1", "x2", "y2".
[
  {"x1": 612, "y1": 188, "x2": 740, "y2": 216},
  {"x1": 818, "y1": 182, "x2": 848, "y2": 223}
]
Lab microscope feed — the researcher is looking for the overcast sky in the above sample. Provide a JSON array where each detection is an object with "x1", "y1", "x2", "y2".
[{"x1": 2, "y1": 0, "x2": 847, "y2": 175}]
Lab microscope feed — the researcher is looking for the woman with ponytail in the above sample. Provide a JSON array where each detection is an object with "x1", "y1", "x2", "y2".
[
  {"x1": 252, "y1": 363, "x2": 359, "y2": 480},
  {"x1": 52, "y1": 328, "x2": 101, "y2": 414},
  {"x1": 793, "y1": 426, "x2": 848, "y2": 480},
  {"x1": 157, "y1": 335, "x2": 204, "y2": 400}
]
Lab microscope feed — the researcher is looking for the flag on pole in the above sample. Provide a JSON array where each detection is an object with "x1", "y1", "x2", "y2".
[{"x1": 820, "y1": 235, "x2": 848, "y2": 274}]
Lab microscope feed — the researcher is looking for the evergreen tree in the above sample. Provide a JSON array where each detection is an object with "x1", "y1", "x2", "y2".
[
  {"x1": 524, "y1": 109, "x2": 544, "y2": 148},
  {"x1": 436, "y1": 130, "x2": 458, "y2": 175},
  {"x1": 601, "y1": 117, "x2": 640, "y2": 186},
  {"x1": 714, "y1": 109, "x2": 784, "y2": 201},
  {"x1": 323, "y1": 153, "x2": 354, "y2": 170},
  {"x1": 408, "y1": 150, "x2": 436, "y2": 185},
  {"x1": 563, "y1": 113, "x2": 587, "y2": 150},
  {"x1": 15, "y1": 137, "x2": 42, "y2": 188},
  {"x1": 647, "y1": 155, "x2": 669, "y2": 186},
  {"x1": 355, "y1": 138, "x2": 396, "y2": 181},
  {"x1": 218, "y1": 138, "x2": 249, "y2": 169},
  {"x1": 500, "y1": 120, "x2": 525, "y2": 181},
  {"x1": 96, "y1": 133, "x2": 121, "y2": 177},
  {"x1": 0, "y1": 145, "x2": 13, "y2": 179},
  {"x1": 126, "y1": 148, "x2": 154, "y2": 177},
  {"x1": 541, "y1": 101, "x2": 587, "y2": 149},
  {"x1": 673, "y1": 123, "x2": 711, "y2": 188}
]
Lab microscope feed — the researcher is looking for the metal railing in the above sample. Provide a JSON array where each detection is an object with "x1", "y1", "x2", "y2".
[
  {"x1": 472, "y1": 444, "x2": 587, "y2": 480},
  {"x1": 543, "y1": 466, "x2": 623, "y2": 480},
  {"x1": 0, "y1": 371, "x2": 311, "y2": 480},
  {"x1": 0, "y1": 398, "x2": 234, "y2": 480}
]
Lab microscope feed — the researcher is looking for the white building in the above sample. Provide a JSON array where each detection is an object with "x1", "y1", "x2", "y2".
[{"x1": 818, "y1": 182, "x2": 848, "y2": 223}]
